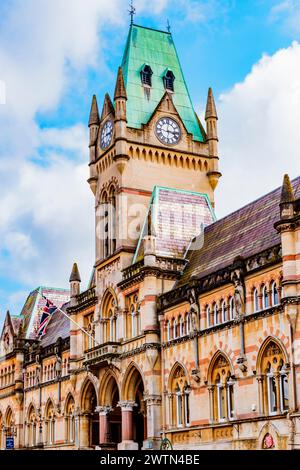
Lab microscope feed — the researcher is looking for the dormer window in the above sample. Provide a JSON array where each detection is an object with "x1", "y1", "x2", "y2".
[
  {"x1": 141, "y1": 64, "x2": 153, "y2": 87},
  {"x1": 163, "y1": 70, "x2": 175, "y2": 92}
]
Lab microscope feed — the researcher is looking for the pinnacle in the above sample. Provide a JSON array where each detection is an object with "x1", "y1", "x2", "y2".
[
  {"x1": 114, "y1": 67, "x2": 127, "y2": 100},
  {"x1": 88, "y1": 94, "x2": 100, "y2": 126},
  {"x1": 205, "y1": 87, "x2": 218, "y2": 120},
  {"x1": 69, "y1": 263, "x2": 81, "y2": 283}
]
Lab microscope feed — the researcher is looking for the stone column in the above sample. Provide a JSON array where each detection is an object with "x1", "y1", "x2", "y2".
[
  {"x1": 256, "y1": 376, "x2": 264, "y2": 415},
  {"x1": 117, "y1": 401, "x2": 138, "y2": 450},
  {"x1": 207, "y1": 386, "x2": 214, "y2": 423},
  {"x1": 96, "y1": 406, "x2": 112, "y2": 445},
  {"x1": 79, "y1": 414, "x2": 90, "y2": 449},
  {"x1": 143, "y1": 395, "x2": 162, "y2": 450}
]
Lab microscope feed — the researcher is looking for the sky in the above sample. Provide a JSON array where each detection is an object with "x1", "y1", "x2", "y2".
[{"x1": 0, "y1": 0, "x2": 300, "y2": 321}]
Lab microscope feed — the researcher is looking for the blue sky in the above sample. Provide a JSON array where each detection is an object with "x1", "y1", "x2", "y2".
[{"x1": 0, "y1": 0, "x2": 300, "y2": 322}]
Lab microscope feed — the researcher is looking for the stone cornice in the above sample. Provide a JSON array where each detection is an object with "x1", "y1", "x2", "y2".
[
  {"x1": 120, "y1": 342, "x2": 161, "y2": 359},
  {"x1": 162, "y1": 305, "x2": 282, "y2": 349},
  {"x1": 157, "y1": 245, "x2": 282, "y2": 312}
]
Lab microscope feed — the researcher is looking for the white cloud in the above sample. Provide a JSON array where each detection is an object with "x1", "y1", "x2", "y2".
[
  {"x1": 270, "y1": 1, "x2": 300, "y2": 35},
  {"x1": 0, "y1": 0, "x2": 171, "y2": 318},
  {"x1": 215, "y1": 41, "x2": 300, "y2": 217}
]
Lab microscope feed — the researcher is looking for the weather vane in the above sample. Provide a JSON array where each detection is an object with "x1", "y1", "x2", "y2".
[
  {"x1": 167, "y1": 19, "x2": 171, "y2": 33},
  {"x1": 129, "y1": 1, "x2": 136, "y2": 25}
]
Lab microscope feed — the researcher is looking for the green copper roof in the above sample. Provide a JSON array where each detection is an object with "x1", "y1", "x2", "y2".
[{"x1": 121, "y1": 24, "x2": 205, "y2": 142}]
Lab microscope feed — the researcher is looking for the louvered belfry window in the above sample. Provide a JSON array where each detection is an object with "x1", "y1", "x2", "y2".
[
  {"x1": 141, "y1": 65, "x2": 153, "y2": 87},
  {"x1": 164, "y1": 70, "x2": 175, "y2": 91}
]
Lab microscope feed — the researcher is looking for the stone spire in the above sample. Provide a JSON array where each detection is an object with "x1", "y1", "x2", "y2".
[
  {"x1": 88, "y1": 94, "x2": 100, "y2": 127},
  {"x1": 69, "y1": 263, "x2": 81, "y2": 283},
  {"x1": 280, "y1": 174, "x2": 295, "y2": 204},
  {"x1": 278, "y1": 174, "x2": 295, "y2": 221},
  {"x1": 114, "y1": 67, "x2": 127, "y2": 101},
  {"x1": 205, "y1": 87, "x2": 218, "y2": 120},
  {"x1": 69, "y1": 263, "x2": 81, "y2": 305}
]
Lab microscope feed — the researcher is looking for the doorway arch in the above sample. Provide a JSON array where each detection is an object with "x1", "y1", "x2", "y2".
[
  {"x1": 81, "y1": 380, "x2": 99, "y2": 448},
  {"x1": 122, "y1": 364, "x2": 146, "y2": 449},
  {"x1": 100, "y1": 373, "x2": 122, "y2": 445}
]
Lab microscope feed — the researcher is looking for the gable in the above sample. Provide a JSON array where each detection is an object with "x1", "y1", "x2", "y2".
[
  {"x1": 133, "y1": 186, "x2": 215, "y2": 263},
  {"x1": 121, "y1": 24, "x2": 205, "y2": 142}
]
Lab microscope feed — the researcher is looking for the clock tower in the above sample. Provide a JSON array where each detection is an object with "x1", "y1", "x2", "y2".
[{"x1": 87, "y1": 22, "x2": 221, "y2": 307}]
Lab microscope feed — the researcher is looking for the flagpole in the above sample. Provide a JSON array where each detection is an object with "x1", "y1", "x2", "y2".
[{"x1": 37, "y1": 291, "x2": 100, "y2": 346}]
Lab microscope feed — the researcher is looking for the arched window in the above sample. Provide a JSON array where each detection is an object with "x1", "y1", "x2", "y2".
[
  {"x1": 253, "y1": 288, "x2": 259, "y2": 312},
  {"x1": 45, "y1": 401, "x2": 55, "y2": 446},
  {"x1": 185, "y1": 313, "x2": 191, "y2": 335},
  {"x1": 213, "y1": 303, "x2": 220, "y2": 325},
  {"x1": 173, "y1": 318, "x2": 177, "y2": 339},
  {"x1": 65, "y1": 395, "x2": 75, "y2": 444},
  {"x1": 206, "y1": 306, "x2": 211, "y2": 328},
  {"x1": 179, "y1": 316, "x2": 184, "y2": 337},
  {"x1": 260, "y1": 340, "x2": 289, "y2": 415},
  {"x1": 84, "y1": 313, "x2": 95, "y2": 351},
  {"x1": 166, "y1": 320, "x2": 171, "y2": 341},
  {"x1": 102, "y1": 292, "x2": 117, "y2": 343},
  {"x1": 229, "y1": 297, "x2": 234, "y2": 320},
  {"x1": 126, "y1": 292, "x2": 140, "y2": 338},
  {"x1": 101, "y1": 191, "x2": 109, "y2": 259},
  {"x1": 5, "y1": 407, "x2": 14, "y2": 439},
  {"x1": 109, "y1": 186, "x2": 117, "y2": 255},
  {"x1": 221, "y1": 300, "x2": 226, "y2": 323},
  {"x1": 262, "y1": 285, "x2": 269, "y2": 309},
  {"x1": 271, "y1": 282, "x2": 279, "y2": 306},
  {"x1": 163, "y1": 70, "x2": 175, "y2": 92},
  {"x1": 27, "y1": 405, "x2": 37, "y2": 448},
  {"x1": 140, "y1": 64, "x2": 153, "y2": 87},
  {"x1": 169, "y1": 364, "x2": 190, "y2": 428},
  {"x1": 210, "y1": 355, "x2": 234, "y2": 422}
]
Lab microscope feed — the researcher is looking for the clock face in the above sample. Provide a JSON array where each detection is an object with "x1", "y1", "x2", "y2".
[
  {"x1": 155, "y1": 117, "x2": 181, "y2": 145},
  {"x1": 100, "y1": 120, "x2": 114, "y2": 150}
]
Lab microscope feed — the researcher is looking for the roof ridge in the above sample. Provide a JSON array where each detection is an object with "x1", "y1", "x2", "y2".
[
  {"x1": 212, "y1": 175, "x2": 300, "y2": 229},
  {"x1": 132, "y1": 23, "x2": 171, "y2": 35}
]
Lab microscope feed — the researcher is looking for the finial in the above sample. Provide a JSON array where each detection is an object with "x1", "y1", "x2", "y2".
[
  {"x1": 69, "y1": 263, "x2": 81, "y2": 283},
  {"x1": 167, "y1": 19, "x2": 171, "y2": 33},
  {"x1": 129, "y1": 1, "x2": 136, "y2": 25},
  {"x1": 281, "y1": 174, "x2": 295, "y2": 204}
]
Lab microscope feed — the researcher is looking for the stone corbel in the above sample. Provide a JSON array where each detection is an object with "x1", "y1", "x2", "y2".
[
  {"x1": 285, "y1": 305, "x2": 298, "y2": 332},
  {"x1": 236, "y1": 355, "x2": 247, "y2": 373},
  {"x1": 191, "y1": 369, "x2": 201, "y2": 384}
]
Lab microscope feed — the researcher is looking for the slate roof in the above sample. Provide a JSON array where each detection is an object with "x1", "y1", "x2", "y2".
[
  {"x1": 133, "y1": 186, "x2": 215, "y2": 262},
  {"x1": 178, "y1": 176, "x2": 300, "y2": 286},
  {"x1": 121, "y1": 24, "x2": 205, "y2": 142},
  {"x1": 20, "y1": 287, "x2": 70, "y2": 339},
  {"x1": 40, "y1": 303, "x2": 70, "y2": 347}
]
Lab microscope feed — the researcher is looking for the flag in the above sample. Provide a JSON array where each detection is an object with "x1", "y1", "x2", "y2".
[{"x1": 37, "y1": 296, "x2": 57, "y2": 337}]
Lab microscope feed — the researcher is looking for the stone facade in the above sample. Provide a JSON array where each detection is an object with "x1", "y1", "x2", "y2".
[{"x1": 0, "y1": 23, "x2": 300, "y2": 451}]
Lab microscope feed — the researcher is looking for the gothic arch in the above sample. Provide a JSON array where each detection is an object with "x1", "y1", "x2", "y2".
[
  {"x1": 258, "y1": 422, "x2": 280, "y2": 450},
  {"x1": 167, "y1": 361, "x2": 190, "y2": 391},
  {"x1": 64, "y1": 393, "x2": 75, "y2": 415},
  {"x1": 44, "y1": 398, "x2": 55, "y2": 419},
  {"x1": 99, "y1": 370, "x2": 121, "y2": 406},
  {"x1": 100, "y1": 288, "x2": 118, "y2": 315},
  {"x1": 256, "y1": 336, "x2": 289, "y2": 374},
  {"x1": 5, "y1": 406, "x2": 14, "y2": 426},
  {"x1": 80, "y1": 377, "x2": 99, "y2": 411},
  {"x1": 121, "y1": 362, "x2": 145, "y2": 401},
  {"x1": 207, "y1": 350, "x2": 234, "y2": 384},
  {"x1": 26, "y1": 403, "x2": 37, "y2": 420}
]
